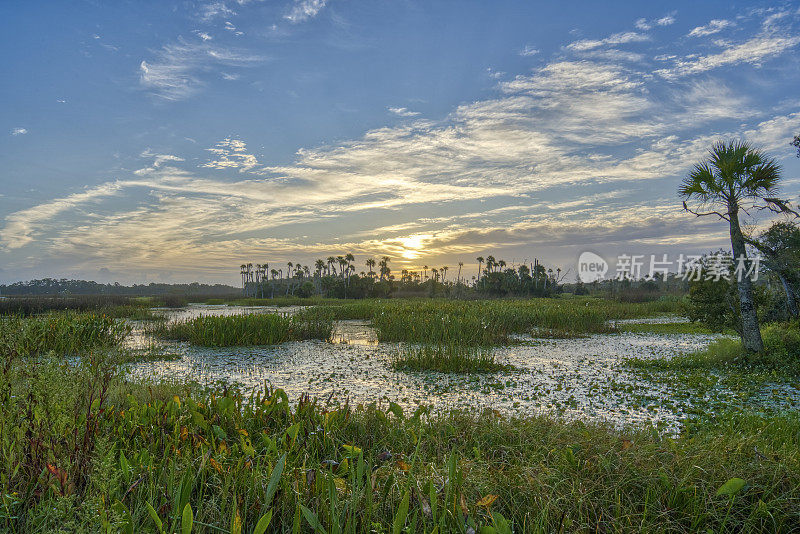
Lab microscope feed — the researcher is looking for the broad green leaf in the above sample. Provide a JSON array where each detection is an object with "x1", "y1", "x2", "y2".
[
  {"x1": 146, "y1": 503, "x2": 163, "y2": 533},
  {"x1": 301, "y1": 505, "x2": 327, "y2": 534},
  {"x1": 265, "y1": 453, "x2": 286, "y2": 506},
  {"x1": 181, "y1": 503, "x2": 194, "y2": 534},
  {"x1": 388, "y1": 402, "x2": 404, "y2": 419},
  {"x1": 253, "y1": 510, "x2": 274, "y2": 534},
  {"x1": 717, "y1": 477, "x2": 747, "y2": 496},
  {"x1": 392, "y1": 491, "x2": 410, "y2": 534}
]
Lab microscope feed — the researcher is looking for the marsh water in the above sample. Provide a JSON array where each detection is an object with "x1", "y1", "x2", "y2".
[{"x1": 127, "y1": 305, "x2": 800, "y2": 433}]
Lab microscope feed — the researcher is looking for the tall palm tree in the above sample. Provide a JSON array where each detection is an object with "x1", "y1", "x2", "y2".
[
  {"x1": 486, "y1": 256, "x2": 496, "y2": 274},
  {"x1": 327, "y1": 256, "x2": 336, "y2": 276},
  {"x1": 457, "y1": 262, "x2": 463, "y2": 284},
  {"x1": 366, "y1": 258, "x2": 376, "y2": 277},
  {"x1": 680, "y1": 140, "x2": 784, "y2": 352},
  {"x1": 441, "y1": 266, "x2": 448, "y2": 283},
  {"x1": 379, "y1": 256, "x2": 390, "y2": 281},
  {"x1": 476, "y1": 257, "x2": 484, "y2": 281},
  {"x1": 422, "y1": 265, "x2": 428, "y2": 281}
]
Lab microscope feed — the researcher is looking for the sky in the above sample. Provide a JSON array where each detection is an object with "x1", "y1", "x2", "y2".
[{"x1": 1, "y1": 0, "x2": 800, "y2": 285}]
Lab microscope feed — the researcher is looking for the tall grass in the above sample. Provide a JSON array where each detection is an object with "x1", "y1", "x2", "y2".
[
  {"x1": 0, "y1": 295, "x2": 139, "y2": 315},
  {"x1": 0, "y1": 312, "x2": 130, "y2": 356},
  {"x1": 338, "y1": 299, "x2": 670, "y2": 345},
  {"x1": 627, "y1": 321, "x2": 800, "y2": 374},
  {"x1": 150, "y1": 309, "x2": 333, "y2": 346},
  {"x1": 1, "y1": 366, "x2": 798, "y2": 533}
]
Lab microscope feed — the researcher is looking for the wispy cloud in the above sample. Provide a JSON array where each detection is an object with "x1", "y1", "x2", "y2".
[
  {"x1": 688, "y1": 19, "x2": 735, "y2": 37},
  {"x1": 10, "y1": 127, "x2": 27, "y2": 136},
  {"x1": 565, "y1": 31, "x2": 649, "y2": 52},
  {"x1": 519, "y1": 44, "x2": 539, "y2": 56},
  {"x1": 635, "y1": 14, "x2": 676, "y2": 31},
  {"x1": 387, "y1": 107, "x2": 419, "y2": 117},
  {"x1": 139, "y1": 38, "x2": 263, "y2": 100},
  {"x1": 200, "y1": 1, "x2": 236, "y2": 21},
  {"x1": 201, "y1": 138, "x2": 259, "y2": 171},
  {"x1": 285, "y1": 0, "x2": 328, "y2": 23},
  {"x1": 655, "y1": 33, "x2": 800, "y2": 79}
]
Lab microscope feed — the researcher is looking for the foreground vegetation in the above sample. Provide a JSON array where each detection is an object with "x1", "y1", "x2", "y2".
[{"x1": 1, "y1": 355, "x2": 798, "y2": 533}]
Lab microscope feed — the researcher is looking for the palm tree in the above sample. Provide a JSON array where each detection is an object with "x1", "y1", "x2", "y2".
[
  {"x1": 327, "y1": 256, "x2": 336, "y2": 276},
  {"x1": 315, "y1": 259, "x2": 325, "y2": 277},
  {"x1": 441, "y1": 266, "x2": 448, "y2": 283},
  {"x1": 680, "y1": 140, "x2": 785, "y2": 352},
  {"x1": 379, "y1": 256, "x2": 391, "y2": 281},
  {"x1": 486, "y1": 256, "x2": 496, "y2": 274},
  {"x1": 422, "y1": 265, "x2": 428, "y2": 281},
  {"x1": 476, "y1": 257, "x2": 484, "y2": 281},
  {"x1": 366, "y1": 258, "x2": 376, "y2": 277},
  {"x1": 457, "y1": 262, "x2": 463, "y2": 284}
]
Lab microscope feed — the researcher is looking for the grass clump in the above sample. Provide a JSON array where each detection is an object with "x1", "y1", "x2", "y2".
[
  {"x1": 150, "y1": 310, "x2": 333, "y2": 346},
  {"x1": 391, "y1": 345, "x2": 515, "y2": 373},
  {"x1": 0, "y1": 312, "x2": 130, "y2": 356},
  {"x1": 627, "y1": 321, "x2": 800, "y2": 374}
]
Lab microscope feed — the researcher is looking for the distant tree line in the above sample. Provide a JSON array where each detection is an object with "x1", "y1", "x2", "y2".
[
  {"x1": 239, "y1": 255, "x2": 565, "y2": 299},
  {"x1": 0, "y1": 279, "x2": 239, "y2": 297}
]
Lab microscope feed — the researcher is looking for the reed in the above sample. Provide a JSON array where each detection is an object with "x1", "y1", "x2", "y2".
[
  {"x1": 0, "y1": 312, "x2": 130, "y2": 356},
  {"x1": 150, "y1": 310, "x2": 333, "y2": 346}
]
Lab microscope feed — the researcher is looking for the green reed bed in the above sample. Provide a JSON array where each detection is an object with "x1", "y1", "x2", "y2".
[
  {"x1": 308, "y1": 297, "x2": 682, "y2": 346},
  {"x1": 391, "y1": 344, "x2": 515, "y2": 373},
  {"x1": 627, "y1": 321, "x2": 800, "y2": 374},
  {"x1": 0, "y1": 295, "x2": 156, "y2": 318},
  {"x1": 150, "y1": 309, "x2": 333, "y2": 347},
  {"x1": 2, "y1": 361, "x2": 799, "y2": 533},
  {"x1": 368, "y1": 300, "x2": 616, "y2": 345},
  {"x1": 0, "y1": 312, "x2": 130, "y2": 357}
]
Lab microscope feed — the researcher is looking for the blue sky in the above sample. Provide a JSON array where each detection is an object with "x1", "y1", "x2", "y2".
[{"x1": 2, "y1": 0, "x2": 800, "y2": 284}]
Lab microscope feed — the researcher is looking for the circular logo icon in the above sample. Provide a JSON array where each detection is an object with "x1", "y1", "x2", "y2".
[{"x1": 577, "y1": 251, "x2": 608, "y2": 283}]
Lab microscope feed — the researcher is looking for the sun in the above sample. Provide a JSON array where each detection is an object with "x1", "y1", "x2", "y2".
[{"x1": 398, "y1": 234, "x2": 429, "y2": 260}]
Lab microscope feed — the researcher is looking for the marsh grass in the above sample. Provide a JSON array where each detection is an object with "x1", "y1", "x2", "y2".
[
  {"x1": 2, "y1": 364, "x2": 799, "y2": 533},
  {"x1": 627, "y1": 322, "x2": 800, "y2": 374},
  {"x1": 366, "y1": 299, "x2": 641, "y2": 345},
  {"x1": 149, "y1": 309, "x2": 333, "y2": 346},
  {"x1": 391, "y1": 345, "x2": 515, "y2": 373},
  {"x1": 0, "y1": 295, "x2": 158, "y2": 320},
  {"x1": 0, "y1": 312, "x2": 130, "y2": 356}
]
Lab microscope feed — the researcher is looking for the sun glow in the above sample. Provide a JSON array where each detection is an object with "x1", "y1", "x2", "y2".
[{"x1": 398, "y1": 234, "x2": 430, "y2": 260}]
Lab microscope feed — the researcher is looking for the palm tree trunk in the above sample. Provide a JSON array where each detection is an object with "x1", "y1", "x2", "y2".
[{"x1": 729, "y1": 205, "x2": 764, "y2": 352}]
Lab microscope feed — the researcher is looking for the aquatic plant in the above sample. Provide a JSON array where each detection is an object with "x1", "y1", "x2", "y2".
[
  {"x1": 150, "y1": 310, "x2": 333, "y2": 346},
  {"x1": 0, "y1": 312, "x2": 130, "y2": 357}
]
